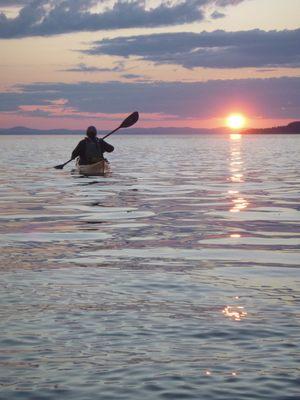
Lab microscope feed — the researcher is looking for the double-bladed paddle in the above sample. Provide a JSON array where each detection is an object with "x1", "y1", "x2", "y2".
[{"x1": 54, "y1": 111, "x2": 139, "y2": 170}]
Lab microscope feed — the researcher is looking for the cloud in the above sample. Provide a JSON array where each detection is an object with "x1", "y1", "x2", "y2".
[
  {"x1": 61, "y1": 63, "x2": 125, "y2": 73},
  {"x1": 1, "y1": 77, "x2": 299, "y2": 120},
  {"x1": 122, "y1": 73, "x2": 146, "y2": 80},
  {"x1": 0, "y1": 0, "x2": 247, "y2": 38},
  {"x1": 0, "y1": 1, "x2": 27, "y2": 5},
  {"x1": 215, "y1": 0, "x2": 244, "y2": 5},
  {"x1": 62, "y1": 62, "x2": 145, "y2": 79},
  {"x1": 210, "y1": 10, "x2": 225, "y2": 19},
  {"x1": 85, "y1": 29, "x2": 300, "y2": 69}
]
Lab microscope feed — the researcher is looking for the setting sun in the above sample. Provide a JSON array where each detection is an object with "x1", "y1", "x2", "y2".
[{"x1": 226, "y1": 114, "x2": 246, "y2": 130}]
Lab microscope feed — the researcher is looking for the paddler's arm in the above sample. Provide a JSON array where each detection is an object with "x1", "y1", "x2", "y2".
[
  {"x1": 101, "y1": 139, "x2": 114, "y2": 153},
  {"x1": 71, "y1": 139, "x2": 85, "y2": 159}
]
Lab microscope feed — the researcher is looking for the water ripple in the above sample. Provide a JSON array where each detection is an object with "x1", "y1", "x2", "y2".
[{"x1": 0, "y1": 135, "x2": 299, "y2": 400}]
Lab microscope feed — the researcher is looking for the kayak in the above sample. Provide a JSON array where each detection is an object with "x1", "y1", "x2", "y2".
[{"x1": 76, "y1": 159, "x2": 110, "y2": 175}]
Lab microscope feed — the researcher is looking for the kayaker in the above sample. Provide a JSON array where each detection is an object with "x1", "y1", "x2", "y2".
[{"x1": 71, "y1": 126, "x2": 114, "y2": 165}]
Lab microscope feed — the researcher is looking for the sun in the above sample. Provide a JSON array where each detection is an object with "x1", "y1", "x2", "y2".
[{"x1": 226, "y1": 113, "x2": 246, "y2": 130}]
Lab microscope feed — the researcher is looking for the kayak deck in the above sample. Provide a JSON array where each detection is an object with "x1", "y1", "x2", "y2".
[{"x1": 76, "y1": 159, "x2": 110, "y2": 175}]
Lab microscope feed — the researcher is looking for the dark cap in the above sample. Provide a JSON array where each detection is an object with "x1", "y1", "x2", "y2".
[{"x1": 86, "y1": 126, "x2": 97, "y2": 138}]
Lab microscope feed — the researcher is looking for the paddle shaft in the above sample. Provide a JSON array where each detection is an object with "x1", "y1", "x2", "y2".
[
  {"x1": 102, "y1": 126, "x2": 120, "y2": 140},
  {"x1": 62, "y1": 159, "x2": 73, "y2": 167}
]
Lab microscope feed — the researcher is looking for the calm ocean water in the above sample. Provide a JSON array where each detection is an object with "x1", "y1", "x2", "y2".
[{"x1": 0, "y1": 134, "x2": 299, "y2": 400}]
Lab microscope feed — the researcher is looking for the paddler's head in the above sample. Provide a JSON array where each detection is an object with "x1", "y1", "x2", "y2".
[{"x1": 86, "y1": 126, "x2": 97, "y2": 139}]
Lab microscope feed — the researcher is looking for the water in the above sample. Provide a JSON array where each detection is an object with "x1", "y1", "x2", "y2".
[{"x1": 0, "y1": 134, "x2": 299, "y2": 400}]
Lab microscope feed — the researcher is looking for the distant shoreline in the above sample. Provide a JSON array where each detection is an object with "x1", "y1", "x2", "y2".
[
  {"x1": 0, "y1": 121, "x2": 299, "y2": 135},
  {"x1": 243, "y1": 121, "x2": 300, "y2": 135}
]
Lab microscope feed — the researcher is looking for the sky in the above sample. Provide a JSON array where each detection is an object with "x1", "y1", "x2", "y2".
[{"x1": 0, "y1": 0, "x2": 300, "y2": 130}]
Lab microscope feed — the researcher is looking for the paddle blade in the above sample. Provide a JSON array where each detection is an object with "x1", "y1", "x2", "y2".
[
  {"x1": 54, "y1": 159, "x2": 73, "y2": 169},
  {"x1": 120, "y1": 111, "x2": 139, "y2": 128},
  {"x1": 54, "y1": 164, "x2": 65, "y2": 169}
]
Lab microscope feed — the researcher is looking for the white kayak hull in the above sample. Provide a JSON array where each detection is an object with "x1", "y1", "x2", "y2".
[{"x1": 76, "y1": 160, "x2": 110, "y2": 175}]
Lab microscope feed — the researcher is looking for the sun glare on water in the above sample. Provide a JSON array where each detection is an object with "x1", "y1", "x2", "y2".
[{"x1": 226, "y1": 114, "x2": 246, "y2": 130}]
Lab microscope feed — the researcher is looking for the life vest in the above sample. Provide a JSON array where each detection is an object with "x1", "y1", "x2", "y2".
[{"x1": 84, "y1": 138, "x2": 103, "y2": 164}]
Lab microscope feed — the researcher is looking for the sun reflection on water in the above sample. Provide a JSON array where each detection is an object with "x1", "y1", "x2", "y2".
[
  {"x1": 230, "y1": 196, "x2": 248, "y2": 212},
  {"x1": 229, "y1": 135, "x2": 244, "y2": 183},
  {"x1": 230, "y1": 133, "x2": 242, "y2": 140},
  {"x1": 228, "y1": 133, "x2": 249, "y2": 213},
  {"x1": 222, "y1": 306, "x2": 248, "y2": 321}
]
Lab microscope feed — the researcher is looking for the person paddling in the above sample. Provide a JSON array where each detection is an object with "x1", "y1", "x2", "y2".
[
  {"x1": 71, "y1": 126, "x2": 114, "y2": 165},
  {"x1": 54, "y1": 112, "x2": 138, "y2": 170}
]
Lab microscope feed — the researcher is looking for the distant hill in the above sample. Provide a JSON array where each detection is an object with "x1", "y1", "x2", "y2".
[
  {"x1": 243, "y1": 121, "x2": 300, "y2": 134},
  {"x1": 0, "y1": 122, "x2": 299, "y2": 135},
  {"x1": 0, "y1": 126, "x2": 225, "y2": 135},
  {"x1": 0, "y1": 126, "x2": 83, "y2": 135}
]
